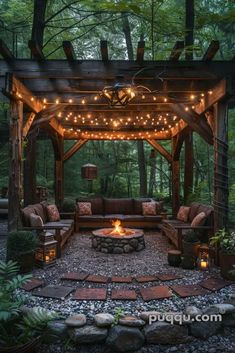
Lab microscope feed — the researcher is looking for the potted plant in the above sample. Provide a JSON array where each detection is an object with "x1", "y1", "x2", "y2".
[
  {"x1": 182, "y1": 231, "x2": 200, "y2": 258},
  {"x1": 0, "y1": 260, "x2": 57, "y2": 353},
  {"x1": 6, "y1": 231, "x2": 39, "y2": 273},
  {"x1": 210, "y1": 228, "x2": 235, "y2": 280}
]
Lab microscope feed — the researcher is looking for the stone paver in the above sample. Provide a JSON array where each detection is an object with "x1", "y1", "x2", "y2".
[
  {"x1": 111, "y1": 289, "x2": 137, "y2": 300},
  {"x1": 157, "y1": 274, "x2": 182, "y2": 281},
  {"x1": 22, "y1": 278, "x2": 44, "y2": 291},
  {"x1": 199, "y1": 277, "x2": 234, "y2": 292},
  {"x1": 171, "y1": 284, "x2": 210, "y2": 298},
  {"x1": 61, "y1": 272, "x2": 89, "y2": 281},
  {"x1": 140, "y1": 285, "x2": 172, "y2": 301},
  {"x1": 135, "y1": 275, "x2": 158, "y2": 283},
  {"x1": 73, "y1": 288, "x2": 107, "y2": 301},
  {"x1": 111, "y1": 276, "x2": 133, "y2": 283},
  {"x1": 33, "y1": 285, "x2": 74, "y2": 299},
  {"x1": 86, "y1": 275, "x2": 109, "y2": 283}
]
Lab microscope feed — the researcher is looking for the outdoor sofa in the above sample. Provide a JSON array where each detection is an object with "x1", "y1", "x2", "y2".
[
  {"x1": 161, "y1": 202, "x2": 214, "y2": 250},
  {"x1": 75, "y1": 197, "x2": 165, "y2": 231}
]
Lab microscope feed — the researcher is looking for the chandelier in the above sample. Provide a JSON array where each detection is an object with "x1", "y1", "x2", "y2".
[{"x1": 102, "y1": 83, "x2": 136, "y2": 108}]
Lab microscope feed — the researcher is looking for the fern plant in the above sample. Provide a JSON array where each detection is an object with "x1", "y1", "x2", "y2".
[{"x1": 0, "y1": 261, "x2": 58, "y2": 348}]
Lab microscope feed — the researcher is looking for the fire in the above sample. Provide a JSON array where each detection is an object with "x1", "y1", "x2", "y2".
[{"x1": 110, "y1": 219, "x2": 126, "y2": 236}]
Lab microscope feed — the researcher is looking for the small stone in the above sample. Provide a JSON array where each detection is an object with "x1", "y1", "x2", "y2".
[
  {"x1": 190, "y1": 320, "x2": 222, "y2": 339},
  {"x1": 119, "y1": 316, "x2": 145, "y2": 327},
  {"x1": 106, "y1": 325, "x2": 145, "y2": 352},
  {"x1": 222, "y1": 313, "x2": 235, "y2": 327},
  {"x1": 101, "y1": 248, "x2": 108, "y2": 253},
  {"x1": 92, "y1": 239, "x2": 98, "y2": 248},
  {"x1": 69, "y1": 325, "x2": 108, "y2": 344},
  {"x1": 45, "y1": 320, "x2": 68, "y2": 343},
  {"x1": 65, "y1": 314, "x2": 87, "y2": 327},
  {"x1": 211, "y1": 304, "x2": 235, "y2": 314},
  {"x1": 137, "y1": 244, "x2": 145, "y2": 251},
  {"x1": 130, "y1": 239, "x2": 138, "y2": 248},
  {"x1": 184, "y1": 306, "x2": 202, "y2": 317},
  {"x1": 124, "y1": 245, "x2": 132, "y2": 253},
  {"x1": 144, "y1": 322, "x2": 190, "y2": 344},
  {"x1": 94, "y1": 313, "x2": 114, "y2": 327},
  {"x1": 113, "y1": 247, "x2": 123, "y2": 254},
  {"x1": 140, "y1": 311, "x2": 161, "y2": 322}
]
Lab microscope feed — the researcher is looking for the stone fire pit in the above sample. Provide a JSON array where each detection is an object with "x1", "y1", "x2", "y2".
[{"x1": 92, "y1": 228, "x2": 145, "y2": 254}]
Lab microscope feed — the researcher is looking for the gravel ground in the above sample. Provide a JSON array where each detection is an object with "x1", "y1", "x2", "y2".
[{"x1": 1, "y1": 220, "x2": 235, "y2": 353}]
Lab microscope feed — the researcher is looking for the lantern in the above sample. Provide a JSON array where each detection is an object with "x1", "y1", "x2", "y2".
[
  {"x1": 81, "y1": 164, "x2": 98, "y2": 180},
  {"x1": 35, "y1": 232, "x2": 57, "y2": 268},
  {"x1": 102, "y1": 81, "x2": 135, "y2": 108},
  {"x1": 197, "y1": 244, "x2": 210, "y2": 270}
]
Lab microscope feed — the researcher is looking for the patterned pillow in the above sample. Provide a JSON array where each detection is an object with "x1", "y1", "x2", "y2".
[
  {"x1": 142, "y1": 201, "x2": 156, "y2": 215},
  {"x1": 77, "y1": 202, "x2": 92, "y2": 216},
  {"x1": 46, "y1": 204, "x2": 60, "y2": 222},
  {"x1": 191, "y1": 212, "x2": 206, "y2": 227},
  {"x1": 29, "y1": 213, "x2": 44, "y2": 227},
  {"x1": 177, "y1": 206, "x2": 190, "y2": 222}
]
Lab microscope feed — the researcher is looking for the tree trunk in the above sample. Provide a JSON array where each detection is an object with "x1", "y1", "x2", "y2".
[
  {"x1": 148, "y1": 151, "x2": 156, "y2": 197},
  {"x1": 121, "y1": 12, "x2": 134, "y2": 60},
  {"x1": 31, "y1": 0, "x2": 48, "y2": 48},
  {"x1": 184, "y1": 131, "x2": 194, "y2": 203},
  {"x1": 185, "y1": 0, "x2": 194, "y2": 60},
  {"x1": 24, "y1": 136, "x2": 36, "y2": 206}
]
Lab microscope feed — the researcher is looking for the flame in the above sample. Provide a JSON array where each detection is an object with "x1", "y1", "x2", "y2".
[{"x1": 110, "y1": 219, "x2": 126, "y2": 236}]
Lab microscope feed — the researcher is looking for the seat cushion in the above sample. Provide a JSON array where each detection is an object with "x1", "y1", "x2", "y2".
[
  {"x1": 77, "y1": 202, "x2": 92, "y2": 215},
  {"x1": 104, "y1": 214, "x2": 124, "y2": 220},
  {"x1": 143, "y1": 215, "x2": 162, "y2": 222},
  {"x1": 197, "y1": 205, "x2": 214, "y2": 226},
  {"x1": 76, "y1": 198, "x2": 103, "y2": 214},
  {"x1": 191, "y1": 212, "x2": 207, "y2": 227},
  {"x1": 122, "y1": 215, "x2": 145, "y2": 222},
  {"x1": 177, "y1": 206, "x2": 190, "y2": 222},
  {"x1": 33, "y1": 203, "x2": 47, "y2": 223},
  {"x1": 188, "y1": 203, "x2": 201, "y2": 222},
  {"x1": 29, "y1": 213, "x2": 44, "y2": 227},
  {"x1": 47, "y1": 204, "x2": 61, "y2": 222},
  {"x1": 44, "y1": 221, "x2": 73, "y2": 228},
  {"x1": 162, "y1": 219, "x2": 190, "y2": 227},
  {"x1": 21, "y1": 206, "x2": 37, "y2": 227},
  {"x1": 78, "y1": 215, "x2": 104, "y2": 222},
  {"x1": 142, "y1": 201, "x2": 157, "y2": 215},
  {"x1": 133, "y1": 198, "x2": 152, "y2": 214},
  {"x1": 60, "y1": 219, "x2": 74, "y2": 225}
]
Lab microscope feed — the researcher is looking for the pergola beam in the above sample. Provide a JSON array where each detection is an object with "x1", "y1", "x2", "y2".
[
  {"x1": 0, "y1": 39, "x2": 15, "y2": 61},
  {"x1": 63, "y1": 41, "x2": 76, "y2": 61},
  {"x1": 100, "y1": 40, "x2": 109, "y2": 62},
  {"x1": 64, "y1": 130, "x2": 171, "y2": 140},
  {"x1": 64, "y1": 139, "x2": 88, "y2": 162},
  {"x1": 173, "y1": 126, "x2": 191, "y2": 160},
  {"x1": 169, "y1": 41, "x2": 184, "y2": 61},
  {"x1": 28, "y1": 40, "x2": 45, "y2": 60},
  {"x1": 170, "y1": 103, "x2": 213, "y2": 145},
  {"x1": 23, "y1": 112, "x2": 36, "y2": 138},
  {"x1": 48, "y1": 117, "x2": 64, "y2": 137},
  {"x1": 203, "y1": 40, "x2": 220, "y2": 61},
  {"x1": 146, "y1": 139, "x2": 172, "y2": 163},
  {"x1": 136, "y1": 41, "x2": 145, "y2": 63},
  {"x1": 4, "y1": 73, "x2": 44, "y2": 113}
]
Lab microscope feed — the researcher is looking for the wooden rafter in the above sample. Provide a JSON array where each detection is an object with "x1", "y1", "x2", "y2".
[
  {"x1": 64, "y1": 140, "x2": 88, "y2": 162},
  {"x1": 28, "y1": 40, "x2": 45, "y2": 60},
  {"x1": 100, "y1": 40, "x2": 108, "y2": 62},
  {"x1": 170, "y1": 103, "x2": 213, "y2": 145},
  {"x1": 173, "y1": 126, "x2": 191, "y2": 160},
  {"x1": 0, "y1": 39, "x2": 15, "y2": 61},
  {"x1": 64, "y1": 130, "x2": 171, "y2": 140},
  {"x1": 169, "y1": 41, "x2": 184, "y2": 61},
  {"x1": 136, "y1": 41, "x2": 145, "y2": 63},
  {"x1": 146, "y1": 139, "x2": 172, "y2": 163},
  {"x1": 4, "y1": 73, "x2": 44, "y2": 113},
  {"x1": 48, "y1": 118, "x2": 64, "y2": 136},
  {"x1": 203, "y1": 40, "x2": 220, "y2": 61},
  {"x1": 23, "y1": 112, "x2": 36, "y2": 138},
  {"x1": 63, "y1": 41, "x2": 76, "y2": 61}
]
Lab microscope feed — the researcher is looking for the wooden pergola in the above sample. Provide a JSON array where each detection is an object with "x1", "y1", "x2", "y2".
[{"x1": 0, "y1": 39, "x2": 234, "y2": 232}]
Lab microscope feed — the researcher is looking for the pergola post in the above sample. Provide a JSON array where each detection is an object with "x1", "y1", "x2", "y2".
[
  {"x1": 24, "y1": 135, "x2": 37, "y2": 206},
  {"x1": 172, "y1": 136, "x2": 180, "y2": 216},
  {"x1": 213, "y1": 101, "x2": 229, "y2": 231},
  {"x1": 54, "y1": 136, "x2": 64, "y2": 210},
  {"x1": 184, "y1": 130, "x2": 194, "y2": 203},
  {"x1": 8, "y1": 99, "x2": 23, "y2": 232}
]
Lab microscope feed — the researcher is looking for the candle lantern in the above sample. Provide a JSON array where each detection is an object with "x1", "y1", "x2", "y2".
[
  {"x1": 197, "y1": 244, "x2": 210, "y2": 270},
  {"x1": 81, "y1": 164, "x2": 98, "y2": 194},
  {"x1": 35, "y1": 232, "x2": 57, "y2": 268}
]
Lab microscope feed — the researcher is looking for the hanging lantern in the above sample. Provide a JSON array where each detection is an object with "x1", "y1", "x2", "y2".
[
  {"x1": 35, "y1": 232, "x2": 57, "y2": 268},
  {"x1": 81, "y1": 164, "x2": 98, "y2": 180},
  {"x1": 197, "y1": 244, "x2": 210, "y2": 270},
  {"x1": 102, "y1": 83, "x2": 135, "y2": 108}
]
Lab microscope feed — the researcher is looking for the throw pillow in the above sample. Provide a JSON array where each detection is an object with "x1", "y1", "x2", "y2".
[
  {"x1": 177, "y1": 206, "x2": 190, "y2": 222},
  {"x1": 46, "y1": 204, "x2": 60, "y2": 222},
  {"x1": 77, "y1": 202, "x2": 92, "y2": 216},
  {"x1": 142, "y1": 201, "x2": 156, "y2": 215},
  {"x1": 29, "y1": 213, "x2": 44, "y2": 227},
  {"x1": 191, "y1": 212, "x2": 206, "y2": 227}
]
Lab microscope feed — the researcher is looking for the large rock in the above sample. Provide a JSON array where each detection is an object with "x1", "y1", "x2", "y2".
[
  {"x1": 65, "y1": 314, "x2": 87, "y2": 327},
  {"x1": 140, "y1": 311, "x2": 161, "y2": 322},
  {"x1": 119, "y1": 316, "x2": 145, "y2": 327},
  {"x1": 94, "y1": 313, "x2": 114, "y2": 327},
  {"x1": 69, "y1": 325, "x2": 108, "y2": 344},
  {"x1": 184, "y1": 306, "x2": 202, "y2": 317},
  {"x1": 211, "y1": 304, "x2": 235, "y2": 314},
  {"x1": 144, "y1": 322, "x2": 190, "y2": 344},
  {"x1": 44, "y1": 320, "x2": 68, "y2": 343},
  {"x1": 106, "y1": 325, "x2": 145, "y2": 352},
  {"x1": 190, "y1": 320, "x2": 222, "y2": 339},
  {"x1": 222, "y1": 314, "x2": 235, "y2": 327},
  {"x1": 113, "y1": 247, "x2": 123, "y2": 254}
]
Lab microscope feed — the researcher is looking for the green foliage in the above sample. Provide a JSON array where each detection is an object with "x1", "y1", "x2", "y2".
[
  {"x1": 0, "y1": 261, "x2": 58, "y2": 347},
  {"x1": 113, "y1": 307, "x2": 125, "y2": 326},
  {"x1": 7, "y1": 231, "x2": 39, "y2": 258},
  {"x1": 183, "y1": 231, "x2": 200, "y2": 243},
  {"x1": 62, "y1": 198, "x2": 76, "y2": 212},
  {"x1": 210, "y1": 228, "x2": 235, "y2": 255}
]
